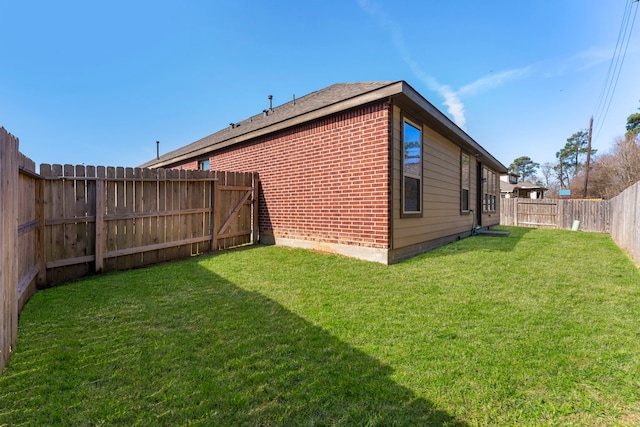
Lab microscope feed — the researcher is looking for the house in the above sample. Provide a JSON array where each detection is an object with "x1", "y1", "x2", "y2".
[
  {"x1": 500, "y1": 172, "x2": 547, "y2": 199},
  {"x1": 141, "y1": 81, "x2": 508, "y2": 264}
]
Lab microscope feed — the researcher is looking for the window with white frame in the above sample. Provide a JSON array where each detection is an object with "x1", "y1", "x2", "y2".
[
  {"x1": 461, "y1": 152, "x2": 470, "y2": 212},
  {"x1": 198, "y1": 159, "x2": 210, "y2": 171},
  {"x1": 403, "y1": 120, "x2": 422, "y2": 215}
]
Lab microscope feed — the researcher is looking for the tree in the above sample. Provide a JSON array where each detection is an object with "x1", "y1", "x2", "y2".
[
  {"x1": 554, "y1": 130, "x2": 596, "y2": 188},
  {"x1": 626, "y1": 101, "x2": 640, "y2": 139},
  {"x1": 538, "y1": 162, "x2": 556, "y2": 188},
  {"x1": 554, "y1": 146, "x2": 572, "y2": 188},
  {"x1": 587, "y1": 135, "x2": 640, "y2": 198},
  {"x1": 508, "y1": 156, "x2": 539, "y2": 182}
]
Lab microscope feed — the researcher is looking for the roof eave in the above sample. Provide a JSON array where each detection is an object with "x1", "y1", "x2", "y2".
[
  {"x1": 142, "y1": 81, "x2": 404, "y2": 168},
  {"x1": 397, "y1": 81, "x2": 508, "y2": 173}
]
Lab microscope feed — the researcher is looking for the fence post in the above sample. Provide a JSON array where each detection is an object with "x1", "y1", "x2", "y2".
[
  {"x1": 252, "y1": 173, "x2": 260, "y2": 244},
  {"x1": 212, "y1": 177, "x2": 219, "y2": 251},
  {"x1": 0, "y1": 127, "x2": 19, "y2": 374},
  {"x1": 95, "y1": 171, "x2": 105, "y2": 273},
  {"x1": 35, "y1": 178, "x2": 47, "y2": 287}
]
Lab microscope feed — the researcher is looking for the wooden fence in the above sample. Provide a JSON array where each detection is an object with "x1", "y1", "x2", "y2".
[
  {"x1": 1, "y1": 127, "x2": 19, "y2": 375},
  {"x1": 39, "y1": 165, "x2": 258, "y2": 285},
  {"x1": 0, "y1": 126, "x2": 258, "y2": 374},
  {"x1": 610, "y1": 181, "x2": 640, "y2": 266},
  {"x1": 500, "y1": 198, "x2": 611, "y2": 233}
]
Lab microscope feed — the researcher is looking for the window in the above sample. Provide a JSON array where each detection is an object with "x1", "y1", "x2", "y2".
[
  {"x1": 198, "y1": 159, "x2": 210, "y2": 171},
  {"x1": 403, "y1": 120, "x2": 422, "y2": 215},
  {"x1": 483, "y1": 167, "x2": 497, "y2": 212},
  {"x1": 461, "y1": 152, "x2": 470, "y2": 212}
]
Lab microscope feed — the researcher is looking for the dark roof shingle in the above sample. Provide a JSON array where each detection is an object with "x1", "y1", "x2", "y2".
[{"x1": 141, "y1": 81, "x2": 399, "y2": 167}]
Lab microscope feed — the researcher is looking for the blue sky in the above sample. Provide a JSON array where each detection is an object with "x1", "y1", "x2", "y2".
[{"x1": 1, "y1": 0, "x2": 639, "y2": 171}]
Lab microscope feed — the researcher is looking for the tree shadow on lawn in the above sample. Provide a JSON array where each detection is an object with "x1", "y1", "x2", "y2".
[{"x1": 1, "y1": 261, "x2": 468, "y2": 427}]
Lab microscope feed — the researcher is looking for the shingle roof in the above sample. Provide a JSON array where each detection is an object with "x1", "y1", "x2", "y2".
[
  {"x1": 141, "y1": 80, "x2": 507, "y2": 173},
  {"x1": 141, "y1": 81, "x2": 400, "y2": 168},
  {"x1": 500, "y1": 180, "x2": 548, "y2": 193}
]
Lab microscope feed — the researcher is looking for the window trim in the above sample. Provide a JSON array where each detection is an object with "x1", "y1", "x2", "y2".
[
  {"x1": 401, "y1": 118, "x2": 423, "y2": 218},
  {"x1": 482, "y1": 167, "x2": 497, "y2": 213},
  {"x1": 460, "y1": 152, "x2": 471, "y2": 213},
  {"x1": 198, "y1": 159, "x2": 210, "y2": 171}
]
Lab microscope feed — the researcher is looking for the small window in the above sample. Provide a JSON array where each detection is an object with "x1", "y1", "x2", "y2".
[
  {"x1": 461, "y1": 153, "x2": 470, "y2": 212},
  {"x1": 403, "y1": 120, "x2": 422, "y2": 215},
  {"x1": 198, "y1": 159, "x2": 210, "y2": 171}
]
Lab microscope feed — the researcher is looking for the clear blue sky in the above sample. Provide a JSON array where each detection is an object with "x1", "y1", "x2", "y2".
[{"x1": 1, "y1": 0, "x2": 639, "y2": 171}]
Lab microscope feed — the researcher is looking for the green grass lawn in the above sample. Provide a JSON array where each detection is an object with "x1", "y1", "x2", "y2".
[{"x1": 1, "y1": 226, "x2": 639, "y2": 426}]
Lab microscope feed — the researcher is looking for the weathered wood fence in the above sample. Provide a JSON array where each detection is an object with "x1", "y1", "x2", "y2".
[
  {"x1": 40, "y1": 165, "x2": 258, "y2": 285},
  {"x1": 500, "y1": 199, "x2": 611, "y2": 233},
  {"x1": 0, "y1": 126, "x2": 258, "y2": 374},
  {"x1": 1, "y1": 128, "x2": 19, "y2": 375},
  {"x1": 610, "y1": 181, "x2": 640, "y2": 266}
]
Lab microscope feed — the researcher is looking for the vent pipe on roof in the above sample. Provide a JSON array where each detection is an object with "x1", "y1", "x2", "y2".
[
  {"x1": 268, "y1": 95, "x2": 273, "y2": 112},
  {"x1": 293, "y1": 94, "x2": 296, "y2": 105},
  {"x1": 156, "y1": 140, "x2": 160, "y2": 160}
]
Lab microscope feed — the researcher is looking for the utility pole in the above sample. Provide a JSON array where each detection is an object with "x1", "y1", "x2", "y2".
[{"x1": 583, "y1": 116, "x2": 593, "y2": 198}]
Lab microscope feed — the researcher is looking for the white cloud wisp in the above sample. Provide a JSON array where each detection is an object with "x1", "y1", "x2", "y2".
[{"x1": 357, "y1": 0, "x2": 530, "y2": 130}]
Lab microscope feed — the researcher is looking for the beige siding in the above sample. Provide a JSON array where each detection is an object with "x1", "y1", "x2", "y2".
[{"x1": 392, "y1": 105, "x2": 482, "y2": 249}]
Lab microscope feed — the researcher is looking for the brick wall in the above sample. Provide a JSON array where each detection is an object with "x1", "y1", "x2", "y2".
[
  {"x1": 204, "y1": 102, "x2": 391, "y2": 249},
  {"x1": 179, "y1": 160, "x2": 199, "y2": 171}
]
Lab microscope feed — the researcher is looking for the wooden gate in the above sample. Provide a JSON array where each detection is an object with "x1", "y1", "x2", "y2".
[{"x1": 213, "y1": 171, "x2": 259, "y2": 250}]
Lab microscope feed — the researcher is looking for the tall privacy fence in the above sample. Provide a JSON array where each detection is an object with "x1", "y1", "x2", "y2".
[
  {"x1": 501, "y1": 192, "x2": 639, "y2": 265},
  {"x1": 609, "y1": 181, "x2": 640, "y2": 266},
  {"x1": 500, "y1": 199, "x2": 611, "y2": 232},
  {"x1": 0, "y1": 126, "x2": 258, "y2": 374}
]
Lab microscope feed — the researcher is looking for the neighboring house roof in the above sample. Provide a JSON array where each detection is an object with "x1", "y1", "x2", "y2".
[
  {"x1": 500, "y1": 180, "x2": 548, "y2": 193},
  {"x1": 141, "y1": 80, "x2": 507, "y2": 173}
]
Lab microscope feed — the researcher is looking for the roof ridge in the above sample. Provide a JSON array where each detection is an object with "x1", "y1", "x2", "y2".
[{"x1": 142, "y1": 81, "x2": 402, "y2": 167}]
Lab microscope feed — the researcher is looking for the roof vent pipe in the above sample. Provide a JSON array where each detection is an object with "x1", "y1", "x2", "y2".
[
  {"x1": 293, "y1": 94, "x2": 296, "y2": 105},
  {"x1": 156, "y1": 140, "x2": 160, "y2": 160},
  {"x1": 268, "y1": 95, "x2": 273, "y2": 112}
]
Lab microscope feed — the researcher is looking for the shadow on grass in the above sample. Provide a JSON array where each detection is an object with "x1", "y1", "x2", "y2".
[
  {"x1": 404, "y1": 226, "x2": 534, "y2": 262},
  {"x1": 0, "y1": 261, "x2": 468, "y2": 426}
]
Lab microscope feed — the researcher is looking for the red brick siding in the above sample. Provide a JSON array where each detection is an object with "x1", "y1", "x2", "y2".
[
  {"x1": 179, "y1": 160, "x2": 199, "y2": 171},
  {"x1": 205, "y1": 102, "x2": 391, "y2": 248}
]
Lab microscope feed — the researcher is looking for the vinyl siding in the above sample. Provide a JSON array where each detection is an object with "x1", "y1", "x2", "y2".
[{"x1": 392, "y1": 104, "x2": 482, "y2": 249}]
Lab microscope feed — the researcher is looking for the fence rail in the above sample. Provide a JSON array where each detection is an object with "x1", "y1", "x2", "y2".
[
  {"x1": 500, "y1": 198, "x2": 610, "y2": 233},
  {"x1": 0, "y1": 126, "x2": 258, "y2": 374}
]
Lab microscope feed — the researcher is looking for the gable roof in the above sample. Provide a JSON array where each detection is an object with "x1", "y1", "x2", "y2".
[
  {"x1": 141, "y1": 80, "x2": 507, "y2": 173},
  {"x1": 500, "y1": 180, "x2": 548, "y2": 193}
]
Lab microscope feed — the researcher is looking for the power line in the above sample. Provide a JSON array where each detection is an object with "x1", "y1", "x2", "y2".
[
  {"x1": 592, "y1": 0, "x2": 632, "y2": 120},
  {"x1": 592, "y1": 0, "x2": 639, "y2": 143}
]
